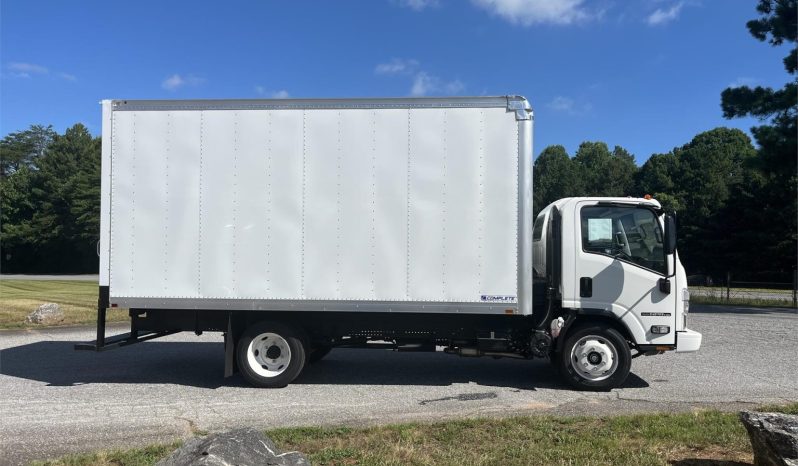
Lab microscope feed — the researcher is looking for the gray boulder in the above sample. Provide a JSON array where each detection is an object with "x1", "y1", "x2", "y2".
[
  {"x1": 739, "y1": 411, "x2": 798, "y2": 466},
  {"x1": 25, "y1": 303, "x2": 64, "y2": 325},
  {"x1": 156, "y1": 427, "x2": 310, "y2": 466}
]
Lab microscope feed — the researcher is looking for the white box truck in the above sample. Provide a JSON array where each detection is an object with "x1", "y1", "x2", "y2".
[{"x1": 76, "y1": 96, "x2": 701, "y2": 390}]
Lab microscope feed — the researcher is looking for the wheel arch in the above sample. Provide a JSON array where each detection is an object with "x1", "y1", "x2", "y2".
[{"x1": 555, "y1": 311, "x2": 635, "y2": 353}]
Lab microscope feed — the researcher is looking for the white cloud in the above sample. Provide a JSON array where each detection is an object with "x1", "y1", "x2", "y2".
[
  {"x1": 8, "y1": 62, "x2": 48, "y2": 74},
  {"x1": 397, "y1": 0, "x2": 439, "y2": 11},
  {"x1": 444, "y1": 79, "x2": 465, "y2": 94},
  {"x1": 162, "y1": 74, "x2": 184, "y2": 90},
  {"x1": 471, "y1": 0, "x2": 592, "y2": 26},
  {"x1": 375, "y1": 58, "x2": 419, "y2": 75},
  {"x1": 728, "y1": 77, "x2": 757, "y2": 88},
  {"x1": 410, "y1": 71, "x2": 465, "y2": 96},
  {"x1": 647, "y1": 2, "x2": 683, "y2": 25},
  {"x1": 4, "y1": 62, "x2": 76, "y2": 81},
  {"x1": 376, "y1": 59, "x2": 465, "y2": 97},
  {"x1": 547, "y1": 96, "x2": 592, "y2": 115},
  {"x1": 161, "y1": 73, "x2": 205, "y2": 91},
  {"x1": 410, "y1": 72, "x2": 434, "y2": 96},
  {"x1": 7, "y1": 62, "x2": 48, "y2": 78},
  {"x1": 58, "y1": 72, "x2": 77, "y2": 82},
  {"x1": 255, "y1": 86, "x2": 290, "y2": 98}
]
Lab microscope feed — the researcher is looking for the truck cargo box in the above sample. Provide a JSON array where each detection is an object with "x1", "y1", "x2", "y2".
[{"x1": 99, "y1": 96, "x2": 534, "y2": 315}]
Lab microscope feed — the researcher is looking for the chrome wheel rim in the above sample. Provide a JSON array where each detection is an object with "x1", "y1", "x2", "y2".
[
  {"x1": 570, "y1": 335, "x2": 619, "y2": 381},
  {"x1": 247, "y1": 332, "x2": 291, "y2": 377}
]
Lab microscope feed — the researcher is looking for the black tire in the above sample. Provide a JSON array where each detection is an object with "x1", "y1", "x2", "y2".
[
  {"x1": 556, "y1": 325, "x2": 631, "y2": 391},
  {"x1": 308, "y1": 346, "x2": 332, "y2": 364},
  {"x1": 236, "y1": 321, "x2": 307, "y2": 388},
  {"x1": 548, "y1": 351, "x2": 562, "y2": 376}
]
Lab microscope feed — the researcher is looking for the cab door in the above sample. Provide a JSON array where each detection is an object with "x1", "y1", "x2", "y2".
[{"x1": 574, "y1": 201, "x2": 675, "y2": 345}]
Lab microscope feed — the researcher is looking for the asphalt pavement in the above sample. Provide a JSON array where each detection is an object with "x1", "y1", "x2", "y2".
[{"x1": 1, "y1": 304, "x2": 796, "y2": 465}]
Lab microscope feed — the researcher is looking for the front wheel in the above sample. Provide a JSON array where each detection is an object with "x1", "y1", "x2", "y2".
[
  {"x1": 236, "y1": 321, "x2": 307, "y2": 388},
  {"x1": 556, "y1": 325, "x2": 631, "y2": 391}
]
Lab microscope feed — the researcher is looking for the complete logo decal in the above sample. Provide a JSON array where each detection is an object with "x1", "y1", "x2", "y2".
[{"x1": 480, "y1": 295, "x2": 517, "y2": 303}]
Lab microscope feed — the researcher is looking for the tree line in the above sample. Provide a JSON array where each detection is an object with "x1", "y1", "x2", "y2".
[
  {"x1": 1, "y1": 124, "x2": 100, "y2": 273},
  {"x1": 1, "y1": 1, "x2": 795, "y2": 282}
]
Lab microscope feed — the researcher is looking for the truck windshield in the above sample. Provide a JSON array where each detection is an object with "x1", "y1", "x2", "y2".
[{"x1": 580, "y1": 206, "x2": 665, "y2": 274}]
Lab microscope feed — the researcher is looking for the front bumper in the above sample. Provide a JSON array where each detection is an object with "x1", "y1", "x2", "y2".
[{"x1": 675, "y1": 328, "x2": 702, "y2": 353}]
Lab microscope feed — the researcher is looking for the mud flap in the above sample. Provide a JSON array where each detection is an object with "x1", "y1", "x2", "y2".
[{"x1": 223, "y1": 313, "x2": 240, "y2": 378}]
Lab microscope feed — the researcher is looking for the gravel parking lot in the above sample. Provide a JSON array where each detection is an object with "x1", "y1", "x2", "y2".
[{"x1": 1, "y1": 304, "x2": 796, "y2": 465}]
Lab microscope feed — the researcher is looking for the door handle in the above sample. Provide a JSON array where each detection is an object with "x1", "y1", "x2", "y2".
[
  {"x1": 658, "y1": 278, "x2": 671, "y2": 294},
  {"x1": 580, "y1": 277, "x2": 593, "y2": 297}
]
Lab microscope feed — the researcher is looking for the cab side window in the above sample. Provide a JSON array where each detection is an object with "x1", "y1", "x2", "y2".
[{"x1": 580, "y1": 206, "x2": 666, "y2": 274}]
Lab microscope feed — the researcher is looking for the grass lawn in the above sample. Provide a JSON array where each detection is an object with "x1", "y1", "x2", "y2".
[
  {"x1": 689, "y1": 286, "x2": 796, "y2": 308},
  {"x1": 691, "y1": 294, "x2": 795, "y2": 308},
  {"x1": 0, "y1": 279, "x2": 127, "y2": 329},
  {"x1": 32, "y1": 404, "x2": 798, "y2": 466}
]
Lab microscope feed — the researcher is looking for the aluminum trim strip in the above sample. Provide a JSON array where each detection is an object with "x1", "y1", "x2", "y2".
[
  {"x1": 517, "y1": 115, "x2": 534, "y2": 315},
  {"x1": 110, "y1": 297, "x2": 520, "y2": 314},
  {"x1": 110, "y1": 96, "x2": 515, "y2": 112},
  {"x1": 98, "y1": 100, "x2": 113, "y2": 286}
]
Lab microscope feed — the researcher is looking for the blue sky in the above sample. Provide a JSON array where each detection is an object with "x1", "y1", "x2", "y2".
[{"x1": 0, "y1": 0, "x2": 791, "y2": 163}]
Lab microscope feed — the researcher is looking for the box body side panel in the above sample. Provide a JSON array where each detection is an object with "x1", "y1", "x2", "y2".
[{"x1": 108, "y1": 102, "x2": 522, "y2": 308}]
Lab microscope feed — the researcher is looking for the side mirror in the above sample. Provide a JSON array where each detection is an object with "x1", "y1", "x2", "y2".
[{"x1": 664, "y1": 214, "x2": 677, "y2": 255}]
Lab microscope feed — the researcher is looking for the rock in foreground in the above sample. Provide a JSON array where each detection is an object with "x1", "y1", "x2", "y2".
[
  {"x1": 25, "y1": 303, "x2": 64, "y2": 325},
  {"x1": 156, "y1": 428, "x2": 310, "y2": 466},
  {"x1": 739, "y1": 411, "x2": 798, "y2": 466}
]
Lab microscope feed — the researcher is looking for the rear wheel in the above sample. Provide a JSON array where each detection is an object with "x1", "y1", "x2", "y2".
[
  {"x1": 556, "y1": 325, "x2": 631, "y2": 391},
  {"x1": 236, "y1": 321, "x2": 306, "y2": 388}
]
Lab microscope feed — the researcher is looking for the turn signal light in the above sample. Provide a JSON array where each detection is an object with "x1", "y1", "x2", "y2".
[{"x1": 650, "y1": 325, "x2": 670, "y2": 334}]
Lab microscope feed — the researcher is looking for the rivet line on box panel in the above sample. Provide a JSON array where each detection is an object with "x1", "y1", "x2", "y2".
[
  {"x1": 300, "y1": 110, "x2": 307, "y2": 297},
  {"x1": 110, "y1": 112, "x2": 117, "y2": 288},
  {"x1": 164, "y1": 112, "x2": 171, "y2": 293},
  {"x1": 405, "y1": 109, "x2": 412, "y2": 299},
  {"x1": 441, "y1": 110, "x2": 447, "y2": 296},
  {"x1": 232, "y1": 113, "x2": 239, "y2": 290},
  {"x1": 265, "y1": 111, "x2": 272, "y2": 293},
  {"x1": 478, "y1": 109, "x2": 485, "y2": 294},
  {"x1": 198, "y1": 111, "x2": 204, "y2": 296},
  {"x1": 130, "y1": 113, "x2": 136, "y2": 289},
  {"x1": 336, "y1": 111, "x2": 342, "y2": 294},
  {"x1": 370, "y1": 110, "x2": 377, "y2": 296}
]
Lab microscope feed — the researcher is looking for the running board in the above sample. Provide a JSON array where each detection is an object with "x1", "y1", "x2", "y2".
[{"x1": 74, "y1": 329, "x2": 180, "y2": 352}]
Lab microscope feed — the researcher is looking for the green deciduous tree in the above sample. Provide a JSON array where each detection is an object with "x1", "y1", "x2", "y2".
[
  {"x1": 533, "y1": 145, "x2": 581, "y2": 216},
  {"x1": 0, "y1": 125, "x2": 56, "y2": 177},
  {"x1": 573, "y1": 141, "x2": 637, "y2": 197},
  {"x1": 635, "y1": 153, "x2": 684, "y2": 212},
  {"x1": 669, "y1": 128, "x2": 757, "y2": 277}
]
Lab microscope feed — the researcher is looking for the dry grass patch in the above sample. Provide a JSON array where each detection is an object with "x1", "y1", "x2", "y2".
[
  {"x1": 0, "y1": 279, "x2": 127, "y2": 329},
  {"x1": 31, "y1": 442, "x2": 180, "y2": 466}
]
